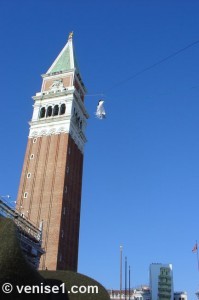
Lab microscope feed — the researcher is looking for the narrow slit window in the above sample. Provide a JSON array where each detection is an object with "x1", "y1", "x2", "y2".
[
  {"x1": 64, "y1": 186, "x2": 67, "y2": 193},
  {"x1": 24, "y1": 192, "x2": 28, "y2": 198},
  {"x1": 66, "y1": 166, "x2": 69, "y2": 174},
  {"x1": 27, "y1": 173, "x2": 31, "y2": 178}
]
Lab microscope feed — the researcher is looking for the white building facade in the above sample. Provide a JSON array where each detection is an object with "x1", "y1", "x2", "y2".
[
  {"x1": 108, "y1": 286, "x2": 151, "y2": 300},
  {"x1": 149, "y1": 263, "x2": 174, "y2": 300},
  {"x1": 174, "y1": 291, "x2": 187, "y2": 300}
]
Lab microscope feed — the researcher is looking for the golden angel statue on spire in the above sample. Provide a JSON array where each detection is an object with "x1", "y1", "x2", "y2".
[{"x1": 68, "y1": 31, "x2": 73, "y2": 39}]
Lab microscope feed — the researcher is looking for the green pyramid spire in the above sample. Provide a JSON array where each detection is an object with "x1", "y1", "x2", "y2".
[
  {"x1": 47, "y1": 32, "x2": 79, "y2": 74},
  {"x1": 50, "y1": 46, "x2": 71, "y2": 73}
]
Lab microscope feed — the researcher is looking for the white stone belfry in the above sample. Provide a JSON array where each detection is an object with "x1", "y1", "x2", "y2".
[{"x1": 29, "y1": 34, "x2": 88, "y2": 153}]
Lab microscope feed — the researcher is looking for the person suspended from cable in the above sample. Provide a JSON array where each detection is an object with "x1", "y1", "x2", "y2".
[{"x1": 95, "y1": 100, "x2": 106, "y2": 119}]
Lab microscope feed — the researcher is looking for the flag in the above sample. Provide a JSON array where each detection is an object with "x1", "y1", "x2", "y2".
[{"x1": 192, "y1": 243, "x2": 198, "y2": 253}]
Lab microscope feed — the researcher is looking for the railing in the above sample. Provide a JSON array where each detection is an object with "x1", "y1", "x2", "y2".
[{"x1": 0, "y1": 197, "x2": 42, "y2": 242}]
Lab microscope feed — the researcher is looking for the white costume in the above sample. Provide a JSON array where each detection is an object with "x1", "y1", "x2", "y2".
[{"x1": 95, "y1": 100, "x2": 106, "y2": 119}]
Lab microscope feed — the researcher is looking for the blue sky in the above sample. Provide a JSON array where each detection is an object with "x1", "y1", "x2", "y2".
[{"x1": 1, "y1": 0, "x2": 199, "y2": 298}]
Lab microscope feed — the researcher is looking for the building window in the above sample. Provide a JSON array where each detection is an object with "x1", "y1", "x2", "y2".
[
  {"x1": 27, "y1": 173, "x2": 31, "y2": 178},
  {"x1": 40, "y1": 107, "x2": 46, "y2": 118},
  {"x1": 64, "y1": 186, "x2": 67, "y2": 194},
  {"x1": 24, "y1": 192, "x2": 28, "y2": 198},
  {"x1": 59, "y1": 253, "x2": 62, "y2": 262},
  {"x1": 60, "y1": 103, "x2": 66, "y2": 115},
  {"x1": 30, "y1": 154, "x2": 34, "y2": 159},
  {"x1": 53, "y1": 105, "x2": 59, "y2": 116},
  {"x1": 46, "y1": 106, "x2": 52, "y2": 117},
  {"x1": 63, "y1": 207, "x2": 66, "y2": 215},
  {"x1": 61, "y1": 230, "x2": 64, "y2": 238},
  {"x1": 66, "y1": 166, "x2": 69, "y2": 174},
  {"x1": 33, "y1": 138, "x2": 37, "y2": 143},
  {"x1": 68, "y1": 147, "x2": 71, "y2": 155}
]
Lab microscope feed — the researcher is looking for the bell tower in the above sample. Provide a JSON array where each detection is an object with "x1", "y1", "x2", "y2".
[{"x1": 16, "y1": 33, "x2": 88, "y2": 271}]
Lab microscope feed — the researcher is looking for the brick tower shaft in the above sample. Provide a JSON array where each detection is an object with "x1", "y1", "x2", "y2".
[{"x1": 16, "y1": 33, "x2": 88, "y2": 271}]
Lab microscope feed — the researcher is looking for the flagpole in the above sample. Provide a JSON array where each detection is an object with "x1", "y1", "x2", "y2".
[
  {"x1": 196, "y1": 240, "x2": 199, "y2": 271},
  {"x1": 120, "y1": 245, "x2": 123, "y2": 300},
  {"x1": 125, "y1": 257, "x2": 127, "y2": 300},
  {"x1": 129, "y1": 265, "x2": 131, "y2": 300}
]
